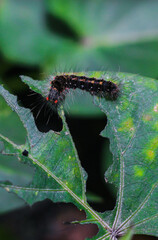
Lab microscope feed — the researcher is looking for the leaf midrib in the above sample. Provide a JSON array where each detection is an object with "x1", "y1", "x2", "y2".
[{"x1": 0, "y1": 132, "x2": 111, "y2": 232}]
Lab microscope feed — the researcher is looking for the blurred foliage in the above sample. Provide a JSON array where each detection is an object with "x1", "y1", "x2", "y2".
[
  {"x1": 0, "y1": 96, "x2": 26, "y2": 144},
  {"x1": 1, "y1": 0, "x2": 158, "y2": 116},
  {"x1": 1, "y1": 0, "x2": 158, "y2": 76}
]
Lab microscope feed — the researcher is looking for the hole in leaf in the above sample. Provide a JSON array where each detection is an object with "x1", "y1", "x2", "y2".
[
  {"x1": 17, "y1": 89, "x2": 63, "y2": 133},
  {"x1": 1, "y1": 60, "x2": 63, "y2": 132},
  {"x1": 66, "y1": 116, "x2": 117, "y2": 212},
  {"x1": 132, "y1": 235, "x2": 158, "y2": 240},
  {"x1": 22, "y1": 149, "x2": 29, "y2": 157}
]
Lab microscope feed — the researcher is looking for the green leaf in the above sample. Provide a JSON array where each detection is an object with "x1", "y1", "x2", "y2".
[
  {"x1": 94, "y1": 72, "x2": 158, "y2": 237},
  {"x1": 0, "y1": 85, "x2": 87, "y2": 202},
  {"x1": 0, "y1": 71, "x2": 158, "y2": 239}
]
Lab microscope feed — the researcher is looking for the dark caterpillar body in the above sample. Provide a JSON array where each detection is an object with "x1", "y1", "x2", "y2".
[{"x1": 46, "y1": 75, "x2": 119, "y2": 107}]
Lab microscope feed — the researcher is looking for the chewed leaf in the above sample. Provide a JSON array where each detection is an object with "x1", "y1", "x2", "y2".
[
  {"x1": 0, "y1": 85, "x2": 87, "y2": 203},
  {"x1": 0, "y1": 71, "x2": 158, "y2": 239},
  {"x1": 94, "y1": 72, "x2": 158, "y2": 236}
]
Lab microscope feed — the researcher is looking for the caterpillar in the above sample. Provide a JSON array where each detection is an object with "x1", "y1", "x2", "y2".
[{"x1": 46, "y1": 74, "x2": 119, "y2": 107}]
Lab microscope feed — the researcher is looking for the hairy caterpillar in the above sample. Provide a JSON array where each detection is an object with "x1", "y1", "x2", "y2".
[{"x1": 46, "y1": 74, "x2": 119, "y2": 107}]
